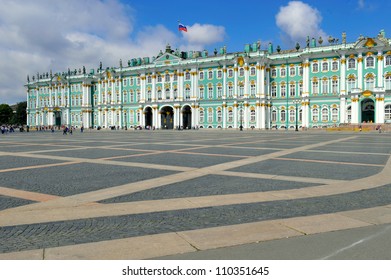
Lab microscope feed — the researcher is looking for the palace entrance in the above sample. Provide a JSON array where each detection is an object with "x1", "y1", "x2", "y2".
[
  {"x1": 182, "y1": 105, "x2": 192, "y2": 129},
  {"x1": 54, "y1": 111, "x2": 62, "y2": 127},
  {"x1": 160, "y1": 106, "x2": 174, "y2": 129},
  {"x1": 144, "y1": 107, "x2": 153, "y2": 128},
  {"x1": 361, "y1": 98, "x2": 375, "y2": 123}
]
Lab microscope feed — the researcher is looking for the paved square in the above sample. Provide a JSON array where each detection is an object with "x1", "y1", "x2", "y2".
[{"x1": 0, "y1": 130, "x2": 391, "y2": 259}]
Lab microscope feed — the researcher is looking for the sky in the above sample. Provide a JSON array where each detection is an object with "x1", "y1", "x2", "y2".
[{"x1": 1, "y1": 0, "x2": 391, "y2": 104}]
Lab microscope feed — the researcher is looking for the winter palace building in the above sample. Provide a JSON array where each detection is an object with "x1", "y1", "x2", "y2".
[{"x1": 25, "y1": 30, "x2": 391, "y2": 130}]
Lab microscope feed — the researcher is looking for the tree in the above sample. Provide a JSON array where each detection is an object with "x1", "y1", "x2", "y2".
[
  {"x1": 12, "y1": 101, "x2": 27, "y2": 125},
  {"x1": 0, "y1": 104, "x2": 13, "y2": 124}
]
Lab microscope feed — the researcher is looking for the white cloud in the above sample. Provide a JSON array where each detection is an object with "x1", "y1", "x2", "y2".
[
  {"x1": 181, "y1": 23, "x2": 226, "y2": 50},
  {"x1": 275, "y1": 1, "x2": 327, "y2": 45},
  {"x1": 0, "y1": 0, "x2": 226, "y2": 104}
]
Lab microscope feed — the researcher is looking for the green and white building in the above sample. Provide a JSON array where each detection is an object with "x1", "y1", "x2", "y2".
[{"x1": 26, "y1": 30, "x2": 391, "y2": 129}]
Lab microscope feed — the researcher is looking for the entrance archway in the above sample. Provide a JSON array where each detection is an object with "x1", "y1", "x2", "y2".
[
  {"x1": 182, "y1": 105, "x2": 192, "y2": 129},
  {"x1": 144, "y1": 107, "x2": 153, "y2": 128},
  {"x1": 361, "y1": 98, "x2": 375, "y2": 123},
  {"x1": 54, "y1": 111, "x2": 61, "y2": 126},
  {"x1": 160, "y1": 106, "x2": 174, "y2": 129}
]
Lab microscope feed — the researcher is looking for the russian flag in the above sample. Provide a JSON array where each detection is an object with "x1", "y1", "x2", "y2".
[{"x1": 178, "y1": 23, "x2": 187, "y2": 32}]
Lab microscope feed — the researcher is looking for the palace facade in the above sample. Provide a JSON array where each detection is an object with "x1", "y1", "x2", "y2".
[{"x1": 26, "y1": 30, "x2": 391, "y2": 130}]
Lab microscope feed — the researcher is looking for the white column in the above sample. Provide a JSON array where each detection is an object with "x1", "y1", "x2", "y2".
[
  {"x1": 234, "y1": 65, "x2": 238, "y2": 98},
  {"x1": 357, "y1": 55, "x2": 363, "y2": 90},
  {"x1": 223, "y1": 67, "x2": 227, "y2": 99},
  {"x1": 376, "y1": 94, "x2": 385, "y2": 123},
  {"x1": 260, "y1": 103, "x2": 266, "y2": 129},
  {"x1": 222, "y1": 103, "x2": 227, "y2": 128},
  {"x1": 351, "y1": 97, "x2": 359, "y2": 124},
  {"x1": 152, "y1": 73, "x2": 156, "y2": 102},
  {"x1": 378, "y1": 53, "x2": 384, "y2": 87},
  {"x1": 244, "y1": 63, "x2": 249, "y2": 98},
  {"x1": 244, "y1": 103, "x2": 248, "y2": 129},
  {"x1": 340, "y1": 55, "x2": 346, "y2": 95},
  {"x1": 340, "y1": 97, "x2": 347, "y2": 124},
  {"x1": 234, "y1": 103, "x2": 238, "y2": 129}
]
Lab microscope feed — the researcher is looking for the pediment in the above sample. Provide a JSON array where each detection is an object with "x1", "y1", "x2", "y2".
[
  {"x1": 154, "y1": 52, "x2": 182, "y2": 66},
  {"x1": 354, "y1": 36, "x2": 389, "y2": 49}
]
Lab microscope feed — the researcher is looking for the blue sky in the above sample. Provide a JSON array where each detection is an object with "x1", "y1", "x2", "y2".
[{"x1": 0, "y1": 0, "x2": 390, "y2": 104}]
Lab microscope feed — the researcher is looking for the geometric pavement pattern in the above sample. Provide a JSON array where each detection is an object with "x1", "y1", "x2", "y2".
[{"x1": 0, "y1": 130, "x2": 390, "y2": 259}]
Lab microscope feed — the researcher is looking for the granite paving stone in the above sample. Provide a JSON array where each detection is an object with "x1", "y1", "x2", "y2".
[
  {"x1": 1, "y1": 184, "x2": 391, "y2": 254},
  {"x1": 100, "y1": 175, "x2": 320, "y2": 203},
  {"x1": 0, "y1": 195, "x2": 34, "y2": 211},
  {"x1": 229, "y1": 159, "x2": 383, "y2": 180},
  {"x1": 0, "y1": 156, "x2": 65, "y2": 170},
  {"x1": 112, "y1": 152, "x2": 242, "y2": 168},
  {"x1": 279, "y1": 151, "x2": 389, "y2": 165},
  {"x1": 0, "y1": 163, "x2": 178, "y2": 196}
]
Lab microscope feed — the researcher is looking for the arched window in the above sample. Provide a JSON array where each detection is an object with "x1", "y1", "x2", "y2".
[
  {"x1": 208, "y1": 108, "x2": 213, "y2": 123},
  {"x1": 290, "y1": 83, "x2": 296, "y2": 97},
  {"x1": 289, "y1": 109, "x2": 295, "y2": 122},
  {"x1": 228, "y1": 85, "x2": 233, "y2": 97},
  {"x1": 217, "y1": 85, "x2": 223, "y2": 98},
  {"x1": 199, "y1": 87, "x2": 204, "y2": 99},
  {"x1": 174, "y1": 89, "x2": 178, "y2": 99},
  {"x1": 385, "y1": 104, "x2": 391, "y2": 120},
  {"x1": 185, "y1": 72, "x2": 191, "y2": 80},
  {"x1": 332, "y1": 79, "x2": 339, "y2": 94},
  {"x1": 312, "y1": 108, "x2": 319, "y2": 122},
  {"x1": 199, "y1": 71, "x2": 204, "y2": 80},
  {"x1": 271, "y1": 85, "x2": 277, "y2": 97},
  {"x1": 322, "y1": 79, "x2": 328, "y2": 94},
  {"x1": 208, "y1": 85, "x2": 213, "y2": 99},
  {"x1": 332, "y1": 61, "x2": 338, "y2": 71},
  {"x1": 332, "y1": 108, "x2": 338, "y2": 122},
  {"x1": 238, "y1": 84, "x2": 244, "y2": 97},
  {"x1": 280, "y1": 109, "x2": 286, "y2": 122},
  {"x1": 365, "y1": 75, "x2": 375, "y2": 90},
  {"x1": 272, "y1": 109, "x2": 277, "y2": 122},
  {"x1": 217, "y1": 70, "x2": 222, "y2": 79},
  {"x1": 281, "y1": 84, "x2": 286, "y2": 97},
  {"x1": 290, "y1": 66, "x2": 295, "y2": 76},
  {"x1": 250, "y1": 67, "x2": 256, "y2": 76},
  {"x1": 366, "y1": 57, "x2": 375, "y2": 68},
  {"x1": 322, "y1": 107, "x2": 329, "y2": 121},
  {"x1": 185, "y1": 88, "x2": 191, "y2": 100},
  {"x1": 385, "y1": 75, "x2": 391, "y2": 90},
  {"x1": 312, "y1": 63, "x2": 319, "y2": 72},
  {"x1": 208, "y1": 71, "x2": 213, "y2": 79},
  {"x1": 228, "y1": 109, "x2": 233, "y2": 122},
  {"x1": 147, "y1": 90, "x2": 151, "y2": 101},
  {"x1": 312, "y1": 80, "x2": 319, "y2": 94},
  {"x1": 157, "y1": 75, "x2": 162, "y2": 82},
  {"x1": 348, "y1": 58, "x2": 356, "y2": 69},
  {"x1": 157, "y1": 90, "x2": 162, "y2": 100},
  {"x1": 228, "y1": 69, "x2": 233, "y2": 77},
  {"x1": 250, "y1": 84, "x2": 256, "y2": 97},
  {"x1": 347, "y1": 77, "x2": 356, "y2": 92},
  {"x1": 239, "y1": 68, "x2": 244, "y2": 76},
  {"x1": 147, "y1": 76, "x2": 152, "y2": 83},
  {"x1": 386, "y1": 55, "x2": 391, "y2": 66},
  {"x1": 322, "y1": 62, "x2": 328, "y2": 71},
  {"x1": 280, "y1": 67, "x2": 286, "y2": 77},
  {"x1": 165, "y1": 88, "x2": 170, "y2": 100},
  {"x1": 271, "y1": 68, "x2": 277, "y2": 77},
  {"x1": 250, "y1": 109, "x2": 256, "y2": 122},
  {"x1": 217, "y1": 109, "x2": 222, "y2": 123},
  {"x1": 199, "y1": 110, "x2": 204, "y2": 123}
]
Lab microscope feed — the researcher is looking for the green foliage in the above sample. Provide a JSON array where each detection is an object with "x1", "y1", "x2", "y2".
[
  {"x1": 0, "y1": 104, "x2": 13, "y2": 124},
  {"x1": 13, "y1": 101, "x2": 27, "y2": 125}
]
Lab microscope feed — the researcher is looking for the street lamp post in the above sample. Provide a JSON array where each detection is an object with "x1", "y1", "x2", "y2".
[{"x1": 293, "y1": 99, "x2": 300, "y2": 131}]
